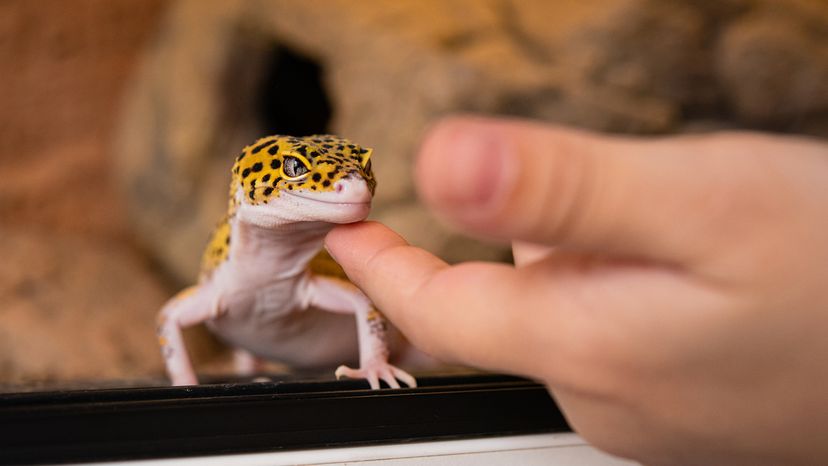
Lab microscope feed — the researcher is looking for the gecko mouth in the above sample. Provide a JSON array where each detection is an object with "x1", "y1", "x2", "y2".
[{"x1": 281, "y1": 189, "x2": 371, "y2": 207}]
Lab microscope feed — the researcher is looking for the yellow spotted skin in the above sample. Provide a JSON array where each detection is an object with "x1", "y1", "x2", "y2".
[
  {"x1": 200, "y1": 135, "x2": 374, "y2": 278},
  {"x1": 201, "y1": 219, "x2": 231, "y2": 276}
]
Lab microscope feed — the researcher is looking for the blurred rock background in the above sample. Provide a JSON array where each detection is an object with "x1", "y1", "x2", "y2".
[
  {"x1": 1, "y1": 0, "x2": 826, "y2": 386},
  {"x1": 0, "y1": 0, "x2": 220, "y2": 387}
]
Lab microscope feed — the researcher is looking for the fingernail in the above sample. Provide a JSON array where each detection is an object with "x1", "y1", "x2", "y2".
[{"x1": 422, "y1": 122, "x2": 512, "y2": 209}]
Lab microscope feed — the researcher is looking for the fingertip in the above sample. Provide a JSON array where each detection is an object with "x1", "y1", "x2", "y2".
[
  {"x1": 325, "y1": 221, "x2": 408, "y2": 274},
  {"x1": 326, "y1": 221, "x2": 403, "y2": 247},
  {"x1": 416, "y1": 116, "x2": 517, "y2": 217},
  {"x1": 325, "y1": 220, "x2": 448, "y2": 295},
  {"x1": 326, "y1": 221, "x2": 452, "y2": 333}
]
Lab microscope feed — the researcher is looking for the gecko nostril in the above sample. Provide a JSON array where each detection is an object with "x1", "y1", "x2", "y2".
[{"x1": 335, "y1": 182, "x2": 344, "y2": 193}]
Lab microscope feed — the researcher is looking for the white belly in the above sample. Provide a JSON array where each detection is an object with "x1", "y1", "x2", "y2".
[{"x1": 205, "y1": 269, "x2": 358, "y2": 369}]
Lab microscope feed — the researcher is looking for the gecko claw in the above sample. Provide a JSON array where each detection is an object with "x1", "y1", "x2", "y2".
[
  {"x1": 335, "y1": 363, "x2": 416, "y2": 389},
  {"x1": 335, "y1": 365, "x2": 347, "y2": 380}
]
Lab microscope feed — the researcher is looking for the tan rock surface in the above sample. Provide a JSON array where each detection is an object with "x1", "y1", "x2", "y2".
[
  {"x1": 0, "y1": 228, "x2": 166, "y2": 383},
  {"x1": 0, "y1": 0, "x2": 228, "y2": 386},
  {"x1": 717, "y1": 5, "x2": 828, "y2": 130},
  {"x1": 0, "y1": 0, "x2": 167, "y2": 240}
]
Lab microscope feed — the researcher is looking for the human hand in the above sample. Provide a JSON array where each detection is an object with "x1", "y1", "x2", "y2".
[{"x1": 325, "y1": 117, "x2": 828, "y2": 465}]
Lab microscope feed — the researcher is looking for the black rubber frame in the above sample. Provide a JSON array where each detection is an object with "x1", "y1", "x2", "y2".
[{"x1": 0, "y1": 374, "x2": 570, "y2": 465}]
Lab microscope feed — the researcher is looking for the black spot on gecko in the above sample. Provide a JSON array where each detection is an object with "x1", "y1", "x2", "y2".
[
  {"x1": 312, "y1": 173, "x2": 321, "y2": 182},
  {"x1": 295, "y1": 146, "x2": 308, "y2": 156},
  {"x1": 242, "y1": 168, "x2": 251, "y2": 178},
  {"x1": 272, "y1": 176, "x2": 282, "y2": 186},
  {"x1": 322, "y1": 180, "x2": 331, "y2": 188},
  {"x1": 252, "y1": 162, "x2": 263, "y2": 172},
  {"x1": 327, "y1": 171, "x2": 337, "y2": 179},
  {"x1": 251, "y1": 139, "x2": 274, "y2": 153},
  {"x1": 267, "y1": 144, "x2": 280, "y2": 155},
  {"x1": 263, "y1": 187, "x2": 274, "y2": 196},
  {"x1": 262, "y1": 173, "x2": 271, "y2": 183},
  {"x1": 270, "y1": 159, "x2": 281, "y2": 169},
  {"x1": 248, "y1": 189, "x2": 255, "y2": 200}
]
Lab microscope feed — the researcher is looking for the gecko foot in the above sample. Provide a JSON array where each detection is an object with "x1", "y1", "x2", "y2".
[{"x1": 335, "y1": 362, "x2": 417, "y2": 389}]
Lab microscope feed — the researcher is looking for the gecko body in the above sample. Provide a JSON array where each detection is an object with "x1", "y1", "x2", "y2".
[{"x1": 157, "y1": 135, "x2": 415, "y2": 389}]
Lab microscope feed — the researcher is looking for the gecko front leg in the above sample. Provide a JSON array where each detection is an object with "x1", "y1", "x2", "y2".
[
  {"x1": 338, "y1": 306, "x2": 417, "y2": 389},
  {"x1": 306, "y1": 275, "x2": 416, "y2": 389},
  {"x1": 157, "y1": 285, "x2": 221, "y2": 385}
]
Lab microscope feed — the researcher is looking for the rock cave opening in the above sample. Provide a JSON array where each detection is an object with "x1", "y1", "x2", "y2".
[{"x1": 258, "y1": 45, "x2": 333, "y2": 137}]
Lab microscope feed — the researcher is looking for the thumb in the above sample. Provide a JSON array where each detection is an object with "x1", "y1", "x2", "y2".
[{"x1": 416, "y1": 116, "x2": 741, "y2": 262}]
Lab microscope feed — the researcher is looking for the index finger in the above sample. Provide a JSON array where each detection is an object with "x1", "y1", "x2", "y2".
[{"x1": 325, "y1": 221, "x2": 574, "y2": 375}]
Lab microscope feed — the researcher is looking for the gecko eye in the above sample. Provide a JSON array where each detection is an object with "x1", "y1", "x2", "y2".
[{"x1": 282, "y1": 155, "x2": 310, "y2": 179}]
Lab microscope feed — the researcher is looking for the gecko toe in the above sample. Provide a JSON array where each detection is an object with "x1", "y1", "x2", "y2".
[
  {"x1": 335, "y1": 364, "x2": 354, "y2": 380},
  {"x1": 367, "y1": 373, "x2": 380, "y2": 390},
  {"x1": 333, "y1": 363, "x2": 416, "y2": 389},
  {"x1": 381, "y1": 370, "x2": 401, "y2": 389},
  {"x1": 391, "y1": 366, "x2": 417, "y2": 388}
]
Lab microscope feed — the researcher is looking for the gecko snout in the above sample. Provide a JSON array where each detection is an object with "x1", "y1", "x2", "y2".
[{"x1": 332, "y1": 175, "x2": 371, "y2": 203}]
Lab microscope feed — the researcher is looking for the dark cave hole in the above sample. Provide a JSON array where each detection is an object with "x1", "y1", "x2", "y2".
[{"x1": 258, "y1": 45, "x2": 332, "y2": 137}]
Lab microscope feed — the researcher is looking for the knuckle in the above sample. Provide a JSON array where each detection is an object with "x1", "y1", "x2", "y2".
[{"x1": 514, "y1": 131, "x2": 605, "y2": 244}]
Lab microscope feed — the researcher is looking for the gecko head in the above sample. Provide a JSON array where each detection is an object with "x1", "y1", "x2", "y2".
[{"x1": 231, "y1": 135, "x2": 376, "y2": 226}]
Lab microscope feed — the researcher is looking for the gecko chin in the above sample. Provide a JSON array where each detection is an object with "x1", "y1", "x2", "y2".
[
  {"x1": 279, "y1": 175, "x2": 373, "y2": 223},
  {"x1": 238, "y1": 190, "x2": 371, "y2": 227},
  {"x1": 283, "y1": 190, "x2": 372, "y2": 223}
]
